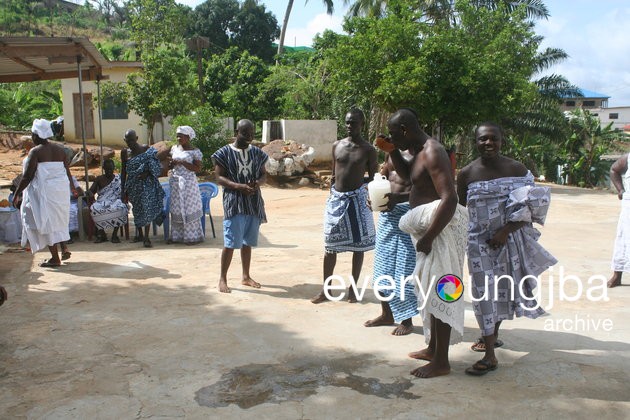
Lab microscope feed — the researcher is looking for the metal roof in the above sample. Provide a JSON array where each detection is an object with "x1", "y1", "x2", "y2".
[
  {"x1": 0, "y1": 36, "x2": 110, "y2": 83},
  {"x1": 578, "y1": 89, "x2": 610, "y2": 99}
]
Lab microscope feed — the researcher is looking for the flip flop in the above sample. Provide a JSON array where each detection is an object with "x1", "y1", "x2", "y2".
[
  {"x1": 39, "y1": 259, "x2": 61, "y2": 268},
  {"x1": 61, "y1": 251, "x2": 71, "y2": 260},
  {"x1": 465, "y1": 359, "x2": 498, "y2": 376},
  {"x1": 471, "y1": 337, "x2": 504, "y2": 352},
  {"x1": 111, "y1": 236, "x2": 121, "y2": 244}
]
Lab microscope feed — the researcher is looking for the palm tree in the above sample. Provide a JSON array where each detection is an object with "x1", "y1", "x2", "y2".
[{"x1": 277, "y1": 0, "x2": 334, "y2": 57}]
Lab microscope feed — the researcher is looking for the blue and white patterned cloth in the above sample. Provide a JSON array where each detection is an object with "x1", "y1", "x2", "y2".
[
  {"x1": 323, "y1": 185, "x2": 375, "y2": 253},
  {"x1": 169, "y1": 146, "x2": 204, "y2": 243},
  {"x1": 124, "y1": 147, "x2": 164, "y2": 228},
  {"x1": 373, "y1": 202, "x2": 419, "y2": 322},
  {"x1": 90, "y1": 174, "x2": 128, "y2": 230},
  {"x1": 466, "y1": 171, "x2": 557, "y2": 336}
]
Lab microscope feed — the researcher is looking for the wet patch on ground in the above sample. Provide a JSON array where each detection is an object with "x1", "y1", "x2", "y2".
[{"x1": 195, "y1": 355, "x2": 419, "y2": 409}]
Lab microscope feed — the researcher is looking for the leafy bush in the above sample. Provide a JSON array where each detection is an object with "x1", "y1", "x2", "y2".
[{"x1": 170, "y1": 107, "x2": 232, "y2": 172}]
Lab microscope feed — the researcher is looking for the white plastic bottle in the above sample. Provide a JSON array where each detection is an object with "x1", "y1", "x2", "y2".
[{"x1": 368, "y1": 173, "x2": 391, "y2": 212}]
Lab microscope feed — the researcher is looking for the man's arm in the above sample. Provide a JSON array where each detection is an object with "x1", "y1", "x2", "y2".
[
  {"x1": 388, "y1": 149, "x2": 412, "y2": 182},
  {"x1": 13, "y1": 150, "x2": 38, "y2": 206},
  {"x1": 416, "y1": 145, "x2": 457, "y2": 254},
  {"x1": 610, "y1": 154, "x2": 628, "y2": 200},
  {"x1": 366, "y1": 145, "x2": 378, "y2": 181},
  {"x1": 456, "y1": 167, "x2": 469, "y2": 206}
]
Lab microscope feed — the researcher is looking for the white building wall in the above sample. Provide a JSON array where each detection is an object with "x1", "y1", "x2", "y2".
[
  {"x1": 592, "y1": 106, "x2": 630, "y2": 131},
  {"x1": 61, "y1": 64, "x2": 151, "y2": 147}
]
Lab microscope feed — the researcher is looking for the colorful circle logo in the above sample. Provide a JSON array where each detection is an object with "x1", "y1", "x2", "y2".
[{"x1": 436, "y1": 274, "x2": 464, "y2": 302}]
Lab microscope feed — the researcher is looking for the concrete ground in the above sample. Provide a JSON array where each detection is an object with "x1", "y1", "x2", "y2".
[{"x1": 0, "y1": 183, "x2": 629, "y2": 419}]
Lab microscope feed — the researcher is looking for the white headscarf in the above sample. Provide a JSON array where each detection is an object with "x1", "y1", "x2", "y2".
[
  {"x1": 176, "y1": 125, "x2": 196, "y2": 140},
  {"x1": 32, "y1": 118, "x2": 54, "y2": 139}
]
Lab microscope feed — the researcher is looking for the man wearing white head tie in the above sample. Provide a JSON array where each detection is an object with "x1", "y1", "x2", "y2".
[
  {"x1": 13, "y1": 119, "x2": 76, "y2": 267},
  {"x1": 168, "y1": 126, "x2": 204, "y2": 244}
]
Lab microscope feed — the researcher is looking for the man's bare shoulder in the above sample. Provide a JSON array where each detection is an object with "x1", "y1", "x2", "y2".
[{"x1": 501, "y1": 156, "x2": 529, "y2": 177}]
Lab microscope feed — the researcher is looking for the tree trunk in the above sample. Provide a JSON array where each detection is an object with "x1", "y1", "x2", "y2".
[{"x1": 277, "y1": 0, "x2": 295, "y2": 59}]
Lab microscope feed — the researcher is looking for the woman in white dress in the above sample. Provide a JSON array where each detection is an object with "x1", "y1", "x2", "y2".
[{"x1": 168, "y1": 126, "x2": 204, "y2": 244}]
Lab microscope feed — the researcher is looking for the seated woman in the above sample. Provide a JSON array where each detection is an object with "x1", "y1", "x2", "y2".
[{"x1": 89, "y1": 159, "x2": 129, "y2": 243}]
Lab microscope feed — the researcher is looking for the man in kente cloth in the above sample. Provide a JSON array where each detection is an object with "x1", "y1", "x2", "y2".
[
  {"x1": 121, "y1": 129, "x2": 164, "y2": 248},
  {"x1": 311, "y1": 108, "x2": 378, "y2": 304},
  {"x1": 457, "y1": 122, "x2": 556, "y2": 376},
  {"x1": 364, "y1": 150, "x2": 419, "y2": 335}
]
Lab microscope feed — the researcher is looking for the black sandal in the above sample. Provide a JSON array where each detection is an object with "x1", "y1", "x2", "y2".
[{"x1": 465, "y1": 359, "x2": 498, "y2": 376}]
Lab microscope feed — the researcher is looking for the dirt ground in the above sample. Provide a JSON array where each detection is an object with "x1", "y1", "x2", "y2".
[{"x1": 0, "y1": 146, "x2": 629, "y2": 419}]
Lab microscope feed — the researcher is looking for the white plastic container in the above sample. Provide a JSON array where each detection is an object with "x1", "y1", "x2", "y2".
[{"x1": 368, "y1": 173, "x2": 391, "y2": 212}]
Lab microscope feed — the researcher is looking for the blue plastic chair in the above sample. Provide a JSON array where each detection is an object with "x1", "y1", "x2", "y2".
[
  {"x1": 198, "y1": 182, "x2": 219, "y2": 238},
  {"x1": 152, "y1": 182, "x2": 170, "y2": 240}
]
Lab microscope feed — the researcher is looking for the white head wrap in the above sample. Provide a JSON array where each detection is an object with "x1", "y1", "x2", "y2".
[
  {"x1": 32, "y1": 118, "x2": 54, "y2": 139},
  {"x1": 176, "y1": 125, "x2": 196, "y2": 140}
]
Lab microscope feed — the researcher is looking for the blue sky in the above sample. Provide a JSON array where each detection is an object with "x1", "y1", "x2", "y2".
[{"x1": 177, "y1": 0, "x2": 630, "y2": 107}]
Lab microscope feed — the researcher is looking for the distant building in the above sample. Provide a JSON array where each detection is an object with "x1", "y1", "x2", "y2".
[
  {"x1": 560, "y1": 89, "x2": 610, "y2": 111},
  {"x1": 60, "y1": 61, "x2": 172, "y2": 147}
]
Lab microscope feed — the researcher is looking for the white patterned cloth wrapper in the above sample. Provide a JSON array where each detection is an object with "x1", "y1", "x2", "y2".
[
  {"x1": 90, "y1": 174, "x2": 129, "y2": 230},
  {"x1": 399, "y1": 200, "x2": 468, "y2": 345},
  {"x1": 465, "y1": 171, "x2": 557, "y2": 336},
  {"x1": 169, "y1": 146, "x2": 204, "y2": 243},
  {"x1": 323, "y1": 185, "x2": 375, "y2": 253}
]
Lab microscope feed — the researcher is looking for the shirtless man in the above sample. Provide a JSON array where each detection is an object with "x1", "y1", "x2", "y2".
[
  {"x1": 383, "y1": 109, "x2": 468, "y2": 378},
  {"x1": 13, "y1": 119, "x2": 77, "y2": 267},
  {"x1": 364, "y1": 151, "x2": 419, "y2": 335},
  {"x1": 311, "y1": 108, "x2": 378, "y2": 304}
]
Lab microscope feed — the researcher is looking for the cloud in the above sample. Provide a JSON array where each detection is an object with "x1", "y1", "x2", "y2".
[
  {"x1": 280, "y1": 13, "x2": 344, "y2": 48},
  {"x1": 537, "y1": 7, "x2": 630, "y2": 107}
]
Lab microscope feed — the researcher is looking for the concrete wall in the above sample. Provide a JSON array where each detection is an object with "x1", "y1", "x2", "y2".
[
  {"x1": 591, "y1": 106, "x2": 630, "y2": 132},
  {"x1": 262, "y1": 119, "x2": 337, "y2": 162}
]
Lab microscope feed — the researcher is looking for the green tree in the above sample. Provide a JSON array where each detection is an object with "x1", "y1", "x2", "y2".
[
  {"x1": 126, "y1": 47, "x2": 199, "y2": 143},
  {"x1": 189, "y1": 0, "x2": 239, "y2": 55},
  {"x1": 0, "y1": 81, "x2": 62, "y2": 130},
  {"x1": 127, "y1": 0, "x2": 189, "y2": 52},
  {"x1": 562, "y1": 109, "x2": 628, "y2": 188},
  {"x1": 189, "y1": 0, "x2": 279, "y2": 62},
  {"x1": 203, "y1": 47, "x2": 271, "y2": 122},
  {"x1": 229, "y1": 0, "x2": 279, "y2": 63}
]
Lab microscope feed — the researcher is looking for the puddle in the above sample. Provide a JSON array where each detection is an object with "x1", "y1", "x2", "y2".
[{"x1": 195, "y1": 355, "x2": 419, "y2": 408}]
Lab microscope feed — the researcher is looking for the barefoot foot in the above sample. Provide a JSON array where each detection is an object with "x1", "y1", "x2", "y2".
[
  {"x1": 608, "y1": 276, "x2": 621, "y2": 288},
  {"x1": 392, "y1": 323, "x2": 413, "y2": 336},
  {"x1": 218, "y1": 279, "x2": 231, "y2": 293},
  {"x1": 410, "y1": 361, "x2": 450, "y2": 378},
  {"x1": 347, "y1": 288, "x2": 357, "y2": 303},
  {"x1": 242, "y1": 278, "x2": 261, "y2": 289},
  {"x1": 310, "y1": 292, "x2": 329, "y2": 304},
  {"x1": 364, "y1": 314, "x2": 395, "y2": 327},
  {"x1": 408, "y1": 347, "x2": 434, "y2": 361}
]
